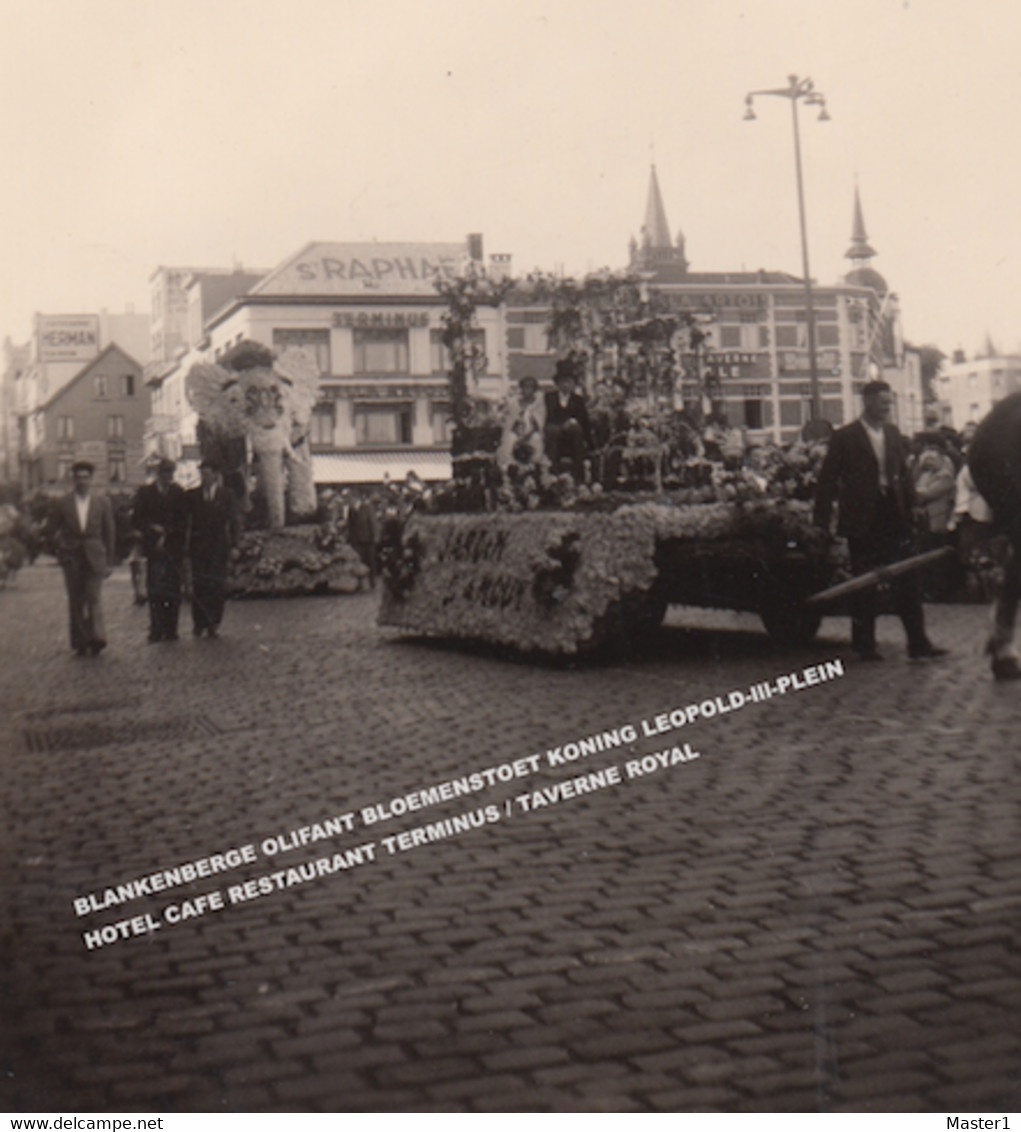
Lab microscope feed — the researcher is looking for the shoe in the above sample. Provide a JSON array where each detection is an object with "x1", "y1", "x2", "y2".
[
  {"x1": 89, "y1": 640, "x2": 106, "y2": 656},
  {"x1": 991, "y1": 656, "x2": 1021, "y2": 681},
  {"x1": 75, "y1": 646, "x2": 88, "y2": 657},
  {"x1": 193, "y1": 626, "x2": 204, "y2": 638},
  {"x1": 909, "y1": 643, "x2": 949, "y2": 660},
  {"x1": 148, "y1": 633, "x2": 162, "y2": 643},
  {"x1": 207, "y1": 627, "x2": 218, "y2": 639}
]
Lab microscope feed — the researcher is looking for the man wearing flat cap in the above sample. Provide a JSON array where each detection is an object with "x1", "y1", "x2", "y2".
[
  {"x1": 186, "y1": 458, "x2": 240, "y2": 638},
  {"x1": 132, "y1": 457, "x2": 188, "y2": 642},
  {"x1": 47, "y1": 460, "x2": 117, "y2": 656}
]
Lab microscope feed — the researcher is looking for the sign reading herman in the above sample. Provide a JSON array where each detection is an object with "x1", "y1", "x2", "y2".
[
  {"x1": 36, "y1": 314, "x2": 100, "y2": 363},
  {"x1": 251, "y1": 242, "x2": 469, "y2": 298}
]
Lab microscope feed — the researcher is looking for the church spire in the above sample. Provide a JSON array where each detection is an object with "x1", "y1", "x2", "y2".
[
  {"x1": 630, "y1": 165, "x2": 688, "y2": 277},
  {"x1": 845, "y1": 184, "x2": 877, "y2": 263},
  {"x1": 642, "y1": 164, "x2": 673, "y2": 250}
]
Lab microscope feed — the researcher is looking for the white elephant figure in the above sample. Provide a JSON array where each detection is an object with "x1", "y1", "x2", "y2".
[{"x1": 187, "y1": 342, "x2": 321, "y2": 530}]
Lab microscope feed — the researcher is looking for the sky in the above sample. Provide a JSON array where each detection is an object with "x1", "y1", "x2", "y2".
[{"x1": 2, "y1": 0, "x2": 1020, "y2": 359}]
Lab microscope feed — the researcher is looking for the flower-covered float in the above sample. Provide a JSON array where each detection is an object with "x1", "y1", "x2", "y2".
[
  {"x1": 377, "y1": 271, "x2": 846, "y2": 656},
  {"x1": 187, "y1": 340, "x2": 368, "y2": 597}
]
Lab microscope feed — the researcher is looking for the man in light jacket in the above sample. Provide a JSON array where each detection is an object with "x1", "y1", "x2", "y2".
[{"x1": 48, "y1": 460, "x2": 117, "y2": 657}]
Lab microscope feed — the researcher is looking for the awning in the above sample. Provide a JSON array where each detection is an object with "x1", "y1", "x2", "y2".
[{"x1": 312, "y1": 450, "x2": 452, "y2": 485}]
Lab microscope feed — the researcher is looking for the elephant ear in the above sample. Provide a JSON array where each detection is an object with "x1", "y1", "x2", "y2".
[
  {"x1": 186, "y1": 362, "x2": 247, "y2": 436},
  {"x1": 275, "y1": 347, "x2": 321, "y2": 424}
]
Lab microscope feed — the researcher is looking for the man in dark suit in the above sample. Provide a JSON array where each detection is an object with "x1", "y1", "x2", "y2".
[
  {"x1": 346, "y1": 489, "x2": 379, "y2": 590},
  {"x1": 48, "y1": 460, "x2": 117, "y2": 657},
  {"x1": 132, "y1": 457, "x2": 189, "y2": 642},
  {"x1": 544, "y1": 359, "x2": 593, "y2": 480},
  {"x1": 186, "y1": 458, "x2": 241, "y2": 638},
  {"x1": 966, "y1": 391, "x2": 1021, "y2": 679},
  {"x1": 814, "y1": 380, "x2": 946, "y2": 661}
]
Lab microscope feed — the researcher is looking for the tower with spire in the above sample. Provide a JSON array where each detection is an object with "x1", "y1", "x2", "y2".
[
  {"x1": 843, "y1": 185, "x2": 887, "y2": 295},
  {"x1": 629, "y1": 165, "x2": 689, "y2": 279}
]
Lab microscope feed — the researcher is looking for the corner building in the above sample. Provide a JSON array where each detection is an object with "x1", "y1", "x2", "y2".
[{"x1": 168, "y1": 238, "x2": 509, "y2": 486}]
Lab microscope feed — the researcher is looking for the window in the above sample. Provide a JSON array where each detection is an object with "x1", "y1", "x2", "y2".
[
  {"x1": 95, "y1": 374, "x2": 108, "y2": 398},
  {"x1": 353, "y1": 329, "x2": 409, "y2": 374},
  {"x1": 309, "y1": 403, "x2": 335, "y2": 446},
  {"x1": 431, "y1": 402, "x2": 452, "y2": 445},
  {"x1": 758, "y1": 325, "x2": 770, "y2": 348},
  {"x1": 57, "y1": 416, "x2": 74, "y2": 441},
  {"x1": 818, "y1": 325, "x2": 839, "y2": 347},
  {"x1": 430, "y1": 328, "x2": 486, "y2": 374},
  {"x1": 57, "y1": 456, "x2": 73, "y2": 480},
  {"x1": 354, "y1": 404, "x2": 414, "y2": 445},
  {"x1": 744, "y1": 399, "x2": 764, "y2": 430},
  {"x1": 506, "y1": 327, "x2": 526, "y2": 350},
  {"x1": 776, "y1": 325, "x2": 802, "y2": 349},
  {"x1": 272, "y1": 329, "x2": 332, "y2": 375},
  {"x1": 720, "y1": 325, "x2": 742, "y2": 349},
  {"x1": 121, "y1": 374, "x2": 135, "y2": 397},
  {"x1": 107, "y1": 415, "x2": 125, "y2": 439},
  {"x1": 108, "y1": 456, "x2": 126, "y2": 483}
]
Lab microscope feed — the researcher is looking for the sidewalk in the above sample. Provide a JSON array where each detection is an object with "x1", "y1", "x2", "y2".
[{"x1": 1, "y1": 561, "x2": 1019, "y2": 1112}]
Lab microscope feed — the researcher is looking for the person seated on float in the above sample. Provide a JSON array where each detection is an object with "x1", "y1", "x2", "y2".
[
  {"x1": 499, "y1": 374, "x2": 547, "y2": 467},
  {"x1": 543, "y1": 360, "x2": 593, "y2": 481}
]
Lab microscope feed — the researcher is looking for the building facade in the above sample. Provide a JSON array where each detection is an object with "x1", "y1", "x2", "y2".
[
  {"x1": 936, "y1": 350, "x2": 1021, "y2": 431},
  {"x1": 506, "y1": 170, "x2": 924, "y2": 445},
  {"x1": 28, "y1": 344, "x2": 149, "y2": 488},
  {"x1": 8, "y1": 310, "x2": 151, "y2": 490},
  {"x1": 151, "y1": 238, "x2": 510, "y2": 486}
]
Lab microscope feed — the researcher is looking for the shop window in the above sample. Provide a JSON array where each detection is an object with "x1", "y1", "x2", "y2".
[
  {"x1": 107, "y1": 415, "x2": 125, "y2": 439},
  {"x1": 354, "y1": 404, "x2": 414, "y2": 445},
  {"x1": 57, "y1": 416, "x2": 74, "y2": 441},
  {"x1": 353, "y1": 329, "x2": 409, "y2": 374},
  {"x1": 309, "y1": 403, "x2": 335, "y2": 447},
  {"x1": 273, "y1": 328, "x2": 332, "y2": 375}
]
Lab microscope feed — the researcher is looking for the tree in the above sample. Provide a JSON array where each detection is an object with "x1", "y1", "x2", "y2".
[{"x1": 916, "y1": 343, "x2": 946, "y2": 407}]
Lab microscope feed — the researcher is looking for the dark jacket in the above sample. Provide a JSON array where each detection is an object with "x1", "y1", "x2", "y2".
[
  {"x1": 968, "y1": 391, "x2": 1021, "y2": 523},
  {"x1": 544, "y1": 390, "x2": 593, "y2": 448},
  {"x1": 48, "y1": 491, "x2": 116, "y2": 574},
  {"x1": 186, "y1": 484, "x2": 240, "y2": 568},
  {"x1": 814, "y1": 419, "x2": 915, "y2": 539},
  {"x1": 132, "y1": 481, "x2": 189, "y2": 560}
]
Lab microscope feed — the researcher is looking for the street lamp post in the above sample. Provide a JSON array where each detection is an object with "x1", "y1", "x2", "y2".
[{"x1": 744, "y1": 75, "x2": 830, "y2": 426}]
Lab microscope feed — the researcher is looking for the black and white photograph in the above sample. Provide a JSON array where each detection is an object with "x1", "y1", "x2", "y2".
[{"x1": 1, "y1": 0, "x2": 1020, "y2": 1118}]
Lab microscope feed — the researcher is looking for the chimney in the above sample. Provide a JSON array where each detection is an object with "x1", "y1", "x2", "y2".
[{"x1": 467, "y1": 233, "x2": 484, "y2": 262}]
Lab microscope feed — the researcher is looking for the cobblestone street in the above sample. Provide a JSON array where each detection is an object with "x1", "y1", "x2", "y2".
[{"x1": 1, "y1": 561, "x2": 1019, "y2": 1113}]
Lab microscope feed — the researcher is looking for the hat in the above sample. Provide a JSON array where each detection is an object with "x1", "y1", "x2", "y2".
[
  {"x1": 553, "y1": 358, "x2": 577, "y2": 385},
  {"x1": 70, "y1": 460, "x2": 94, "y2": 475},
  {"x1": 156, "y1": 457, "x2": 177, "y2": 474}
]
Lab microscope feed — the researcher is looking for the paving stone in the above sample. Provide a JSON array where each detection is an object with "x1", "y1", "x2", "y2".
[{"x1": 2, "y1": 570, "x2": 1017, "y2": 1112}]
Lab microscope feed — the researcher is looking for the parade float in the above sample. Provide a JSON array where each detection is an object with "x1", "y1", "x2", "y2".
[
  {"x1": 378, "y1": 271, "x2": 848, "y2": 656},
  {"x1": 186, "y1": 340, "x2": 368, "y2": 597}
]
